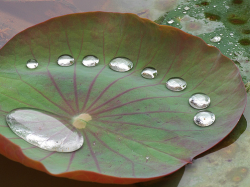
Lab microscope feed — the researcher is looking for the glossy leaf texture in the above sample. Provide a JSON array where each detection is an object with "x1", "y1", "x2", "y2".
[{"x1": 0, "y1": 12, "x2": 246, "y2": 184}]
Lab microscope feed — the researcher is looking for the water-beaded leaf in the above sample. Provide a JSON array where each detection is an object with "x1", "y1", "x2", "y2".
[{"x1": 0, "y1": 12, "x2": 246, "y2": 184}]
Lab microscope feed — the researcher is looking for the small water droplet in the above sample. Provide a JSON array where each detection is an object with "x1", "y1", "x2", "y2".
[
  {"x1": 183, "y1": 11, "x2": 187, "y2": 14},
  {"x1": 166, "y1": 77, "x2": 187, "y2": 91},
  {"x1": 82, "y1": 55, "x2": 99, "y2": 67},
  {"x1": 189, "y1": 93, "x2": 211, "y2": 109},
  {"x1": 230, "y1": 33, "x2": 234, "y2": 36},
  {"x1": 6, "y1": 108, "x2": 83, "y2": 152},
  {"x1": 109, "y1": 57, "x2": 133, "y2": 72},
  {"x1": 194, "y1": 111, "x2": 215, "y2": 127},
  {"x1": 141, "y1": 67, "x2": 157, "y2": 79},
  {"x1": 167, "y1": 20, "x2": 174, "y2": 24},
  {"x1": 184, "y1": 6, "x2": 190, "y2": 10},
  {"x1": 210, "y1": 36, "x2": 221, "y2": 43},
  {"x1": 57, "y1": 55, "x2": 74, "y2": 67},
  {"x1": 27, "y1": 59, "x2": 38, "y2": 69},
  {"x1": 178, "y1": 7, "x2": 181, "y2": 9}
]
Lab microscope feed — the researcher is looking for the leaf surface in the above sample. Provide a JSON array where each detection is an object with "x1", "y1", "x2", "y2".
[{"x1": 0, "y1": 12, "x2": 246, "y2": 184}]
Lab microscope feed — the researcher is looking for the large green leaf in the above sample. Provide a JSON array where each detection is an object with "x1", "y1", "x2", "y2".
[
  {"x1": 157, "y1": 0, "x2": 250, "y2": 84},
  {"x1": 0, "y1": 12, "x2": 246, "y2": 184}
]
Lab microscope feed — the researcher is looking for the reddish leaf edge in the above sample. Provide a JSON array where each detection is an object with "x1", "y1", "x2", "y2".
[{"x1": 0, "y1": 12, "x2": 247, "y2": 184}]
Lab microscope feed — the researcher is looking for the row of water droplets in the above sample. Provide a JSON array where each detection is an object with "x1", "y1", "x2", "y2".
[{"x1": 7, "y1": 55, "x2": 215, "y2": 153}]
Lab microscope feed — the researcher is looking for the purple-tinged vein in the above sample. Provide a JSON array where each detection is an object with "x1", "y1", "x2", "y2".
[
  {"x1": 22, "y1": 146, "x2": 37, "y2": 150},
  {"x1": 87, "y1": 84, "x2": 159, "y2": 113},
  {"x1": 8, "y1": 137, "x2": 21, "y2": 139},
  {"x1": 0, "y1": 92, "x2": 38, "y2": 108},
  {"x1": 96, "y1": 120, "x2": 202, "y2": 132},
  {"x1": 87, "y1": 128, "x2": 135, "y2": 177},
  {"x1": 92, "y1": 96, "x2": 177, "y2": 115},
  {"x1": 13, "y1": 39, "x2": 71, "y2": 116},
  {"x1": 185, "y1": 52, "x2": 221, "y2": 91},
  {"x1": 46, "y1": 70, "x2": 75, "y2": 114},
  {"x1": 66, "y1": 152, "x2": 76, "y2": 172},
  {"x1": 90, "y1": 124, "x2": 189, "y2": 164},
  {"x1": 85, "y1": 33, "x2": 145, "y2": 112},
  {"x1": 95, "y1": 110, "x2": 191, "y2": 119},
  {"x1": 39, "y1": 152, "x2": 56, "y2": 162},
  {"x1": 13, "y1": 60, "x2": 71, "y2": 116},
  {"x1": 46, "y1": 37, "x2": 76, "y2": 114},
  {"x1": 83, "y1": 131, "x2": 101, "y2": 173},
  {"x1": 0, "y1": 109, "x2": 8, "y2": 114},
  {"x1": 80, "y1": 25, "x2": 108, "y2": 112},
  {"x1": 87, "y1": 40, "x2": 185, "y2": 113},
  {"x1": 210, "y1": 81, "x2": 243, "y2": 108},
  {"x1": 81, "y1": 65, "x2": 107, "y2": 112},
  {"x1": 65, "y1": 29, "x2": 82, "y2": 113}
]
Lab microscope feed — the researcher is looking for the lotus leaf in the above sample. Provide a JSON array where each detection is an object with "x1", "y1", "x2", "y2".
[{"x1": 0, "y1": 12, "x2": 246, "y2": 184}]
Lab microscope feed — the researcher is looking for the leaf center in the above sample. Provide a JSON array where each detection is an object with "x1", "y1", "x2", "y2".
[{"x1": 73, "y1": 113, "x2": 92, "y2": 129}]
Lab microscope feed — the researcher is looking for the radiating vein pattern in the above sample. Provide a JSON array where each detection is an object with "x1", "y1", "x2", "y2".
[{"x1": 0, "y1": 12, "x2": 246, "y2": 183}]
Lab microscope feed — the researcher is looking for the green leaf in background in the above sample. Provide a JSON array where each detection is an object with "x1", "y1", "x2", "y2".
[
  {"x1": 0, "y1": 12, "x2": 246, "y2": 184},
  {"x1": 156, "y1": 0, "x2": 250, "y2": 84}
]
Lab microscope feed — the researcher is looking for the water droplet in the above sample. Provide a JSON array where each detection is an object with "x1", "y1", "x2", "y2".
[
  {"x1": 57, "y1": 55, "x2": 74, "y2": 67},
  {"x1": 109, "y1": 57, "x2": 133, "y2": 72},
  {"x1": 82, "y1": 55, "x2": 99, "y2": 67},
  {"x1": 27, "y1": 59, "x2": 38, "y2": 69},
  {"x1": 183, "y1": 11, "x2": 187, "y2": 14},
  {"x1": 141, "y1": 67, "x2": 157, "y2": 79},
  {"x1": 184, "y1": 6, "x2": 190, "y2": 10},
  {"x1": 230, "y1": 33, "x2": 234, "y2": 36},
  {"x1": 167, "y1": 20, "x2": 175, "y2": 24},
  {"x1": 6, "y1": 108, "x2": 83, "y2": 152},
  {"x1": 166, "y1": 77, "x2": 187, "y2": 91},
  {"x1": 210, "y1": 36, "x2": 221, "y2": 43},
  {"x1": 189, "y1": 93, "x2": 211, "y2": 109},
  {"x1": 194, "y1": 111, "x2": 215, "y2": 127}
]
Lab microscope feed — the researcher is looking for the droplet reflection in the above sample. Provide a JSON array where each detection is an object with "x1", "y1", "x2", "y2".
[
  {"x1": 194, "y1": 111, "x2": 215, "y2": 127},
  {"x1": 6, "y1": 108, "x2": 83, "y2": 152},
  {"x1": 27, "y1": 59, "x2": 38, "y2": 69},
  {"x1": 166, "y1": 77, "x2": 187, "y2": 91},
  {"x1": 109, "y1": 57, "x2": 133, "y2": 72},
  {"x1": 57, "y1": 55, "x2": 75, "y2": 67},
  {"x1": 189, "y1": 93, "x2": 211, "y2": 109},
  {"x1": 82, "y1": 55, "x2": 99, "y2": 67},
  {"x1": 141, "y1": 67, "x2": 157, "y2": 79}
]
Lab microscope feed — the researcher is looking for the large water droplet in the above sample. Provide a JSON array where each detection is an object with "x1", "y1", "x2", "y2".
[
  {"x1": 6, "y1": 108, "x2": 83, "y2": 152},
  {"x1": 166, "y1": 77, "x2": 187, "y2": 91},
  {"x1": 109, "y1": 57, "x2": 133, "y2": 72},
  {"x1": 27, "y1": 59, "x2": 38, "y2": 69},
  {"x1": 189, "y1": 93, "x2": 211, "y2": 109},
  {"x1": 194, "y1": 111, "x2": 215, "y2": 127},
  {"x1": 57, "y1": 55, "x2": 75, "y2": 67},
  {"x1": 141, "y1": 67, "x2": 157, "y2": 79},
  {"x1": 210, "y1": 36, "x2": 221, "y2": 43},
  {"x1": 82, "y1": 55, "x2": 99, "y2": 67}
]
